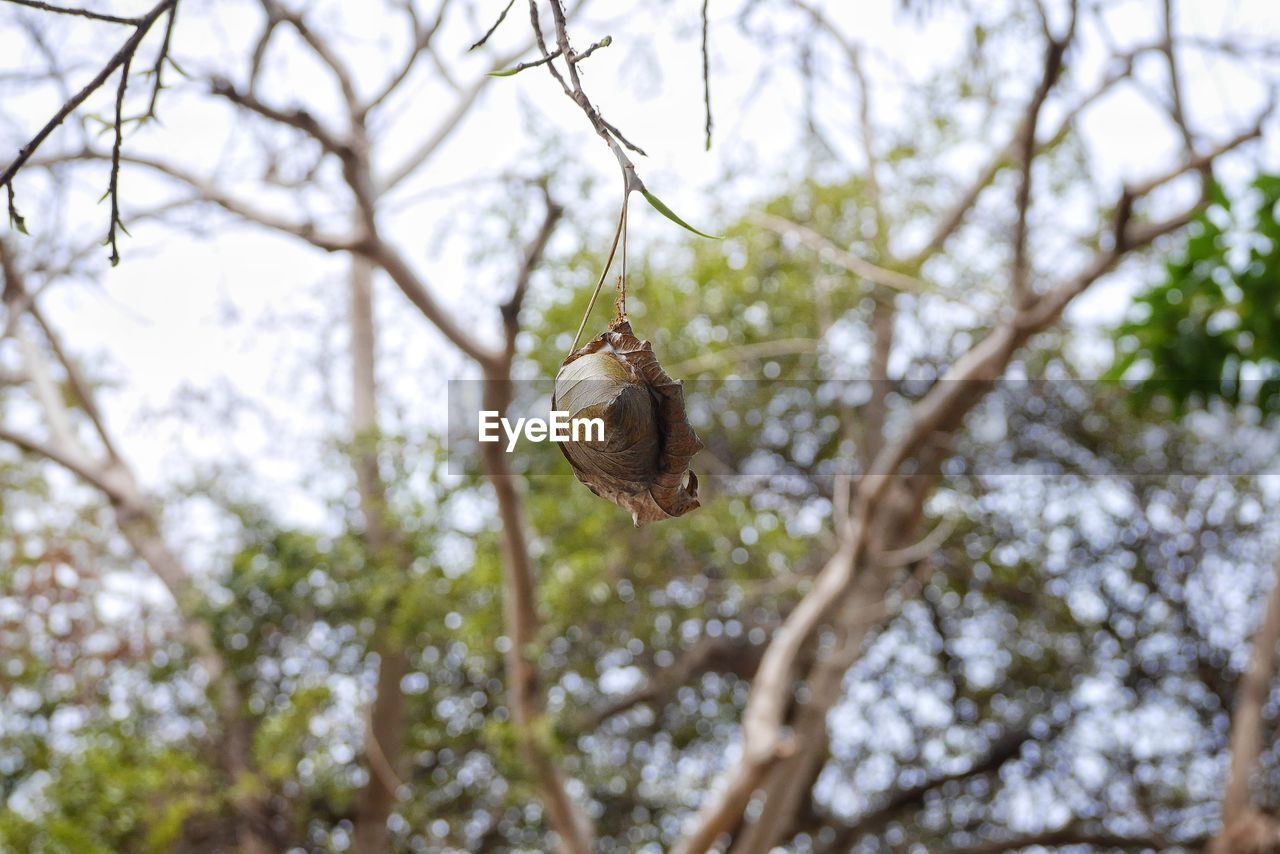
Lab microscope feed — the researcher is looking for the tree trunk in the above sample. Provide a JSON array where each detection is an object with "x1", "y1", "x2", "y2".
[
  {"x1": 349, "y1": 255, "x2": 409, "y2": 853},
  {"x1": 1212, "y1": 555, "x2": 1280, "y2": 852},
  {"x1": 479, "y1": 367, "x2": 594, "y2": 854}
]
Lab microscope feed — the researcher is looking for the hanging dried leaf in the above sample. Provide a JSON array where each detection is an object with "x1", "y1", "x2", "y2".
[{"x1": 553, "y1": 318, "x2": 703, "y2": 526}]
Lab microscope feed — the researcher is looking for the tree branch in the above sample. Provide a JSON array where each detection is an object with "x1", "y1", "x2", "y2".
[
  {"x1": 749, "y1": 212, "x2": 922, "y2": 292},
  {"x1": 1010, "y1": 18, "x2": 1072, "y2": 308},
  {"x1": 1, "y1": 0, "x2": 179, "y2": 242},
  {"x1": 477, "y1": 192, "x2": 591, "y2": 852},
  {"x1": 500, "y1": 185, "x2": 563, "y2": 358},
  {"x1": 38, "y1": 148, "x2": 362, "y2": 253},
  {"x1": 0, "y1": 0, "x2": 140, "y2": 26},
  {"x1": 1220, "y1": 555, "x2": 1280, "y2": 829},
  {"x1": 673, "y1": 109, "x2": 1267, "y2": 854},
  {"x1": 814, "y1": 726, "x2": 1038, "y2": 852}
]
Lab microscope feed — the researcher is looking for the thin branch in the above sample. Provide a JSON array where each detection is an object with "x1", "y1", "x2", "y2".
[
  {"x1": 16, "y1": 325, "x2": 80, "y2": 458},
  {"x1": 259, "y1": 0, "x2": 360, "y2": 114},
  {"x1": 362, "y1": 0, "x2": 451, "y2": 116},
  {"x1": 815, "y1": 726, "x2": 1038, "y2": 852},
  {"x1": 500, "y1": 187, "x2": 563, "y2": 358},
  {"x1": 1011, "y1": 19, "x2": 1072, "y2": 307},
  {"x1": 378, "y1": 0, "x2": 595, "y2": 192},
  {"x1": 209, "y1": 77, "x2": 352, "y2": 158},
  {"x1": 750, "y1": 212, "x2": 922, "y2": 292},
  {"x1": 143, "y1": 3, "x2": 178, "y2": 121},
  {"x1": 106, "y1": 56, "x2": 131, "y2": 266},
  {"x1": 469, "y1": 0, "x2": 517, "y2": 51},
  {"x1": 364, "y1": 236, "x2": 502, "y2": 367},
  {"x1": 30, "y1": 303, "x2": 121, "y2": 463},
  {"x1": 785, "y1": 0, "x2": 881, "y2": 218},
  {"x1": 530, "y1": 0, "x2": 646, "y2": 194},
  {"x1": 1160, "y1": 0, "x2": 1198, "y2": 157},
  {"x1": 873, "y1": 517, "x2": 956, "y2": 568},
  {"x1": 246, "y1": 9, "x2": 283, "y2": 95},
  {"x1": 663, "y1": 338, "x2": 819, "y2": 376},
  {"x1": 377, "y1": 40, "x2": 528, "y2": 194},
  {"x1": 490, "y1": 47, "x2": 564, "y2": 76},
  {"x1": 0, "y1": 0, "x2": 139, "y2": 25},
  {"x1": 37, "y1": 148, "x2": 361, "y2": 253},
  {"x1": 1, "y1": 0, "x2": 178, "y2": 235}
]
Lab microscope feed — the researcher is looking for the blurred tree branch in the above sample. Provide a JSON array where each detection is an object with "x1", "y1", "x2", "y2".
[
  {"x1": 0, "y1": 239, "x2": 273, "y2": 852},
  {"x1": 673, "y1": 6, "x2": 1272, "y2": 849},
  {"x1": 1212, "y1": 556, "x2": 1280, "y2": 851}
]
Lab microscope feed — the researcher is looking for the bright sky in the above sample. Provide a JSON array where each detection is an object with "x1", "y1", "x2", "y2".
[{"x1": 2, "y1": 0, "x2": 1278, "y2": 541}]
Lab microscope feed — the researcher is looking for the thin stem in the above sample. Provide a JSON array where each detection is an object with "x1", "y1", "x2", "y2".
[
  {"x1": 619, "y1": 197, "x2": 628, "y2": 317},
  {"x1": 701, "y1": 0, "x2": 712, "y2": 150},
  {"x1": 569, "y1": 193, "x2": 627, "y2": 353}
]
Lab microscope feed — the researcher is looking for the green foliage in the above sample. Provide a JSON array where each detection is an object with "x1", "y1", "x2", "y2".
[
  {"x1": 0, "y1": 728, "x2": 216, "y2": 854},
  {"x1": 6, "y1": 165, "x2": 1278, "y2": 850},
  {"x1": 1109, "y1": 175, "x2": 1280, "y2": 416}
]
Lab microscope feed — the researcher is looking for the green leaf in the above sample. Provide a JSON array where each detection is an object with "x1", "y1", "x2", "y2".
[
  {"x1": 8, "y1": 195, "x2": 29, "y2": 235},
  {"x1": 486, "y1": 67, "x2": 524, "y2": 77},
  {"x1": 639, "y1": 188, "x2": 720, "y2": 239}
]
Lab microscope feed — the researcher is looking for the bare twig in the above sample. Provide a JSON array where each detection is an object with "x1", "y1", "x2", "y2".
[
  {"x1": 1, "y1": 0, "x2": 179, "y2": 254},
  {"x1": 0, "y1": 0, "x2": 139, "y2": 26},
  {"x1": 37, "y1": 148, "x2": 362, "y2": 253},
  {"x1": 143, "y1": 3, "x2": 178, "y2": 121},
  {"x1": 209, "y1": 77, "x2": 351, "y2": 157},
  {"x1": 501, "y1": 185, "x2": 563, "y2": 357},
  {"x1": 469, "y1": 0, "x2": 517, "y2": 51},
  {"x1": 106, "y1": 56, "x2": 131, "y2": 267},
  {"x1": 491, "y1": 47, "x2": 564, "y2": 76},
  {"x1": 363, "y1": 0, "x2": 450, "y2": 115},
  {"x1": 528, "y1": 0, "x2": 646, "y2": 195},
  {"x1": 258, "y1": 0, "x2": 360, "y2": 114},
  {"x1": 814, "y1": 726, "x2": 1039, "y2": 852},
  {"x1": 1011, "y1": 11, "x2": 1073, "y2": 307}
]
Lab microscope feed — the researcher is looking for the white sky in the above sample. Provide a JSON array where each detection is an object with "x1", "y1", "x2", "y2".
[{"x1": 2, "y1": 0, "x2": 1279, "y2": 538}]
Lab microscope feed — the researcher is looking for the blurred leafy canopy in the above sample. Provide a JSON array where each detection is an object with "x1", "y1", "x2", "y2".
[{"x1": 1109, "y1": 175, "x2": 1280, "y2": 415}]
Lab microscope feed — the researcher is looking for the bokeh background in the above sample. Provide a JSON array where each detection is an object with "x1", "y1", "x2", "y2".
[{"x1": 3, "y1": 0, "x2": 1280, "y2": 851}]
